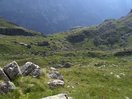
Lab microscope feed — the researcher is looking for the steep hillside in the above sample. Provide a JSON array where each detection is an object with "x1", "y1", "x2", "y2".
[
  {"x1": 0, "y1": 18, "x2": 41, "y2": 36},
  {"x1": 60, "y1": 12, "x2": 132, "y2": 50}
]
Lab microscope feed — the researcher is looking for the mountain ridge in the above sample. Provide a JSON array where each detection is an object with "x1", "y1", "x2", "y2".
[{"x1": 0, "y1": 0, "x2": 132, "y2": 34}]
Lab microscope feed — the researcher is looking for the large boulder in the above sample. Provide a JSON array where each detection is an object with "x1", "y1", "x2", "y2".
[
  {"x1": 3, "y1": 61, "x2": 22, "y2": 81},
  {"x1": 42, "y1": 93, "x2": 72, "y2": 99},
  {"x1": 30, "y1": 68, "x2": 41, "y2": 78},
  {"x1": 48, "y1": 71, "x2": 64, "y2": 80},
  {"x1": 0, "y1": 68, "x2": 10, "y2": 81},
  {"x1": 21, "y1": 62, "x2": 41, "y2": 77},
  {"x1": 0, "y1": 81, "x2": 16, "y2": 94},
  {"x1": 48, "y1": 80, "x2": 64, "y2": 88}
]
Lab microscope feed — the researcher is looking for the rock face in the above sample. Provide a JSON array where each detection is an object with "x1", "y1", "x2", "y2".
[
  {"x1": 21, "y1": 62, "x2": 41, "y2": 77},
  {"x1": 3, "y1": 61, "x2": 22, "y2": 80},
  {"x1": 48, "y1": 71, "x2": 64, "y2": 80},
  {"x1": 48, "y1": 80, "x2": 64, "y2": 87},
  {"x1": 42, "y1": 93, "x2": 72, "y2": 99},
  {"x1": 0, "y1": 68, "x2": 10, "y2": 81},
  {"x1": 0, "y1": 81, "x2": 16, "y2": 94}
]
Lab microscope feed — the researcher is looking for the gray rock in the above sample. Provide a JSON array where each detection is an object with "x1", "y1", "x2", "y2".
[
  {"x1": 21, "y1": 62, "x2": 41, "y2": 77},
  {"x1": 37, "y1": 41, "x2": 50, "y2": 46},
  {"x1": 0, "y1": 81, "x2": 16, "y2": 94},
  {"x1": 63, "y1": 62, "x2": 72, "y2": 68},
  {"x1": 0, "y1": 68, "x2": 10, "y2": 81},
  {"x1": 42, "y1": 93, "x2": 72, "y2": 99},
  {"x1": 50, "y1": 67, "x2": 57, "y2": 71},
  {"x1": 19, "y1": 42, "x2": 31, "y2": 48},
  {"x1": 3, "y1": 61, "x2": 22, "y2": 81},
  {"x1": 48, "y1": 71, "x2": 64, "y2": 80},
  {"x1": 30, "y1": 68, "x2": 41, "y2": 78},
  {"x1": 48, "y1": 80, "x2": 64, "y2": 87}
]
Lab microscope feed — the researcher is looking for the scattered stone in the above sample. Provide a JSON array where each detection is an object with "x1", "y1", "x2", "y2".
[
  {"x1": 3, "y1": 61, "x2": 22, "y2": 81},
  {"x1": 48, "y1": 80, "x2": 64, "y2": 87},
  {"x1": 110, "y1": 72, "x2": 113, "y2": 75},
  {"x1": 54, "y1": 64, "x2": 64, "y2": 68},
  {"x1": 15, "y1": 42, "x2": 31, "y2": 48},
  {"x1": 125, "y1": 96, "x2": 130, "y2": 99},
  {"x1": 63, "y1": 62, "x2": 72, "y2": 68},
  {"x1": 21, "y1": 62, "x2": 41, "y2": 77},
  {"x1": 0, "y1": 81, "x2": 16, "y2": 94},
  {"x1": 19, "y1": 42, "x2": 31, "y2": 48},
  {"x1": 120, "y1": 73, "x2": 125, "y2": 76},
  {"x1": 50, "y1": 67, "x2": 57, "y2": 71},
  {"x1": 48, "y1": 71, "x2": 64, "y2": 80},
  {"x1": 42, "y1": 93, "x2": 72, "y2": 99},
  {"x1": 55, "y1": 62, "x2": 72, "y2": 68},
  {"x1": 114, "y1": 74, "x2": 121, "y2": 79},
  {"x1": 0, "y1": 68, "x2": 10, "y2": 81},
  {"x1": 37, "y1": 41, "x2": 50, "y2": 46}
]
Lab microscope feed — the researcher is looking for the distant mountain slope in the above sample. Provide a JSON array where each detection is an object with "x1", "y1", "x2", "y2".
[
  {"x1": 0, "y1": 0, "x2": 132, "y2": 34},
  {"x1": 0, "y1": 18, "x2": 41, "y2": 36},
  {"x1": 55, "y1": 11, "x2": 132, "y2": 50}
]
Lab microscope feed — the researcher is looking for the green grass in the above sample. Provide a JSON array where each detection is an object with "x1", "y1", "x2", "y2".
[{"x1": 0, "y1": 36, "x2": 132, "y2": 99}]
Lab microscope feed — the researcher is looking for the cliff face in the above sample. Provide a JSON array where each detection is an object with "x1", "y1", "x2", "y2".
[{"x1": 0, "y1": 0, "x2": 132, "y2": 34}]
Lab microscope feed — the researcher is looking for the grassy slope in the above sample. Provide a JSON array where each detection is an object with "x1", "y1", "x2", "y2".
[
  {"x1": 0, "y1": 18, "x2": 41, "y2": 36},
  {"x1": 58, "y1": 13, "x2": 132, "y2": 50},
  {"x1": 0, "y1": 36, "x2": 132, "y2": 99},
  {"x1": 0, "y1": 13, "x2": 132, "y2": 99}
]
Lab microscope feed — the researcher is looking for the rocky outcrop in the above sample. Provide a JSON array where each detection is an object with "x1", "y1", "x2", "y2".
[
  {"x1": 42, "y1": 93, "x2": 72, "y2": 99},
  {"x1": 3, "y1": 61, "x2": 22, "y2": 81},
  {"x1": 21, "y1": 62, "x2": 41, "y2": 78},
  {"x1": 0, "y1": 68, "x2": 10, "y2": 81},
  {"x1": 0, "y1": 61, "x2": 41, "y2": 94},
  {"x1": 0, "y1": 81, "x2": 16, "y2": 94}
]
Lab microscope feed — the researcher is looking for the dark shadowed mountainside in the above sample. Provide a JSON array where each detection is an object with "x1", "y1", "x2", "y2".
[{"x1": 0, "y1": 0, "x2": 132, "y2": 34}]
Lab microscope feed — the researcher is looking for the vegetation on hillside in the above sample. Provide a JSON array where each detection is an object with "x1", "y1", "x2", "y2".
[
  {"x1": 0, "y1": 18, "x2": 42, "y2": 36},
  {"x1": 0, "y1": 12, "x2": 132, "y2": 99}
]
